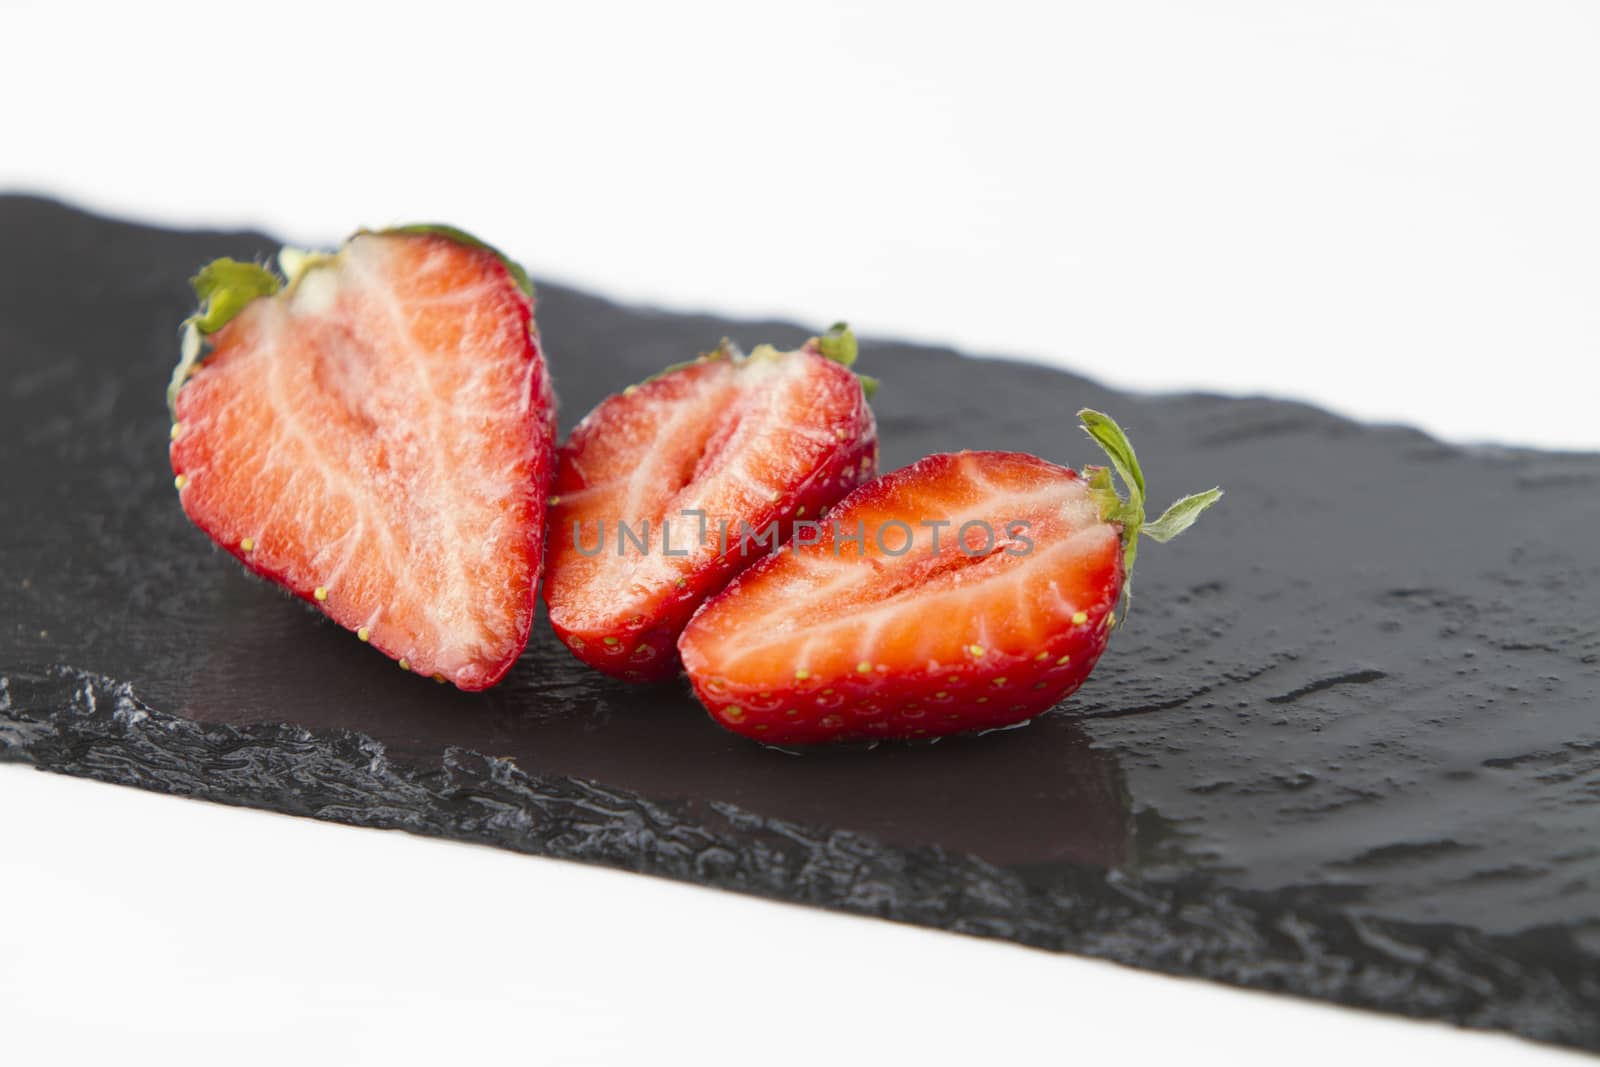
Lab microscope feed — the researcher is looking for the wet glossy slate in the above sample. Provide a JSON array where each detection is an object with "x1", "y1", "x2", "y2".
[{"x1": 2, "y1": 197, "x2": 1597, "y2": 1052}]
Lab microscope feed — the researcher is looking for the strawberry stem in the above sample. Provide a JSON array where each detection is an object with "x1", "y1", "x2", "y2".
[{"x1": 1078, "y1": 408, "x2": 1222, "y2": 621}]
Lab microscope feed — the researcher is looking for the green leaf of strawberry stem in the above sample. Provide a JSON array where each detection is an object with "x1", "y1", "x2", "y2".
[
  {"x1": 1078, "y1": 408, "x2": 1146, "y2": 514},
  {"x1": 1076, "y1": 408, "x2": 1223, "y2": 623},
  {"x1": 1144, "y1": 487, "x2": 1224, "y2": 542}
]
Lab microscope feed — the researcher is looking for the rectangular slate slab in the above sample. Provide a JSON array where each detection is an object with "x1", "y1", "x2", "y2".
[{"x1": 2, "y1": 197, "x2": 1597, "y2": 1052}]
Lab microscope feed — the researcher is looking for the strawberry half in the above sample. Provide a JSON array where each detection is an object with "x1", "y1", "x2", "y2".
[
  {"x1": 544, "y1": 326, "x2": 878, "y2": 681},
  {"x1": 678, "y1": 410, "x2": 1221, "y2": 743},
  {"x1": 167, "y1": 226, "x2": 555, "y2": 690}
]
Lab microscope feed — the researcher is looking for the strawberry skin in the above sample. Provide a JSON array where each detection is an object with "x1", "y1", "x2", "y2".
[
  {"x1": 168, "y1": 227, "x2": 555, "y2": 690},
  {"x1": 544, "y1": 328, "x2": 877, "y2": 681},
  {"x1": 678, "y1": 412, "x2": 1221, "y2": 743}
]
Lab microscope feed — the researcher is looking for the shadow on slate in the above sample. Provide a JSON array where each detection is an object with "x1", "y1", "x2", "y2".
[{"x1": 2, "y1": 196, "x2": 1598, "y2": 1052}]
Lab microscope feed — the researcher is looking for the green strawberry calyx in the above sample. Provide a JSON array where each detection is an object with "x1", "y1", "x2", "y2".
[
  {"x1": 168, "y1": 258, "x2": 281, "y2": 417},
  {"x1": 643, "y1": 323, "x2": 879, "y2": 399},
  {"x1": 1079, "y1": 407, "x2": 1222, "y2": 621},
  {"x1": 814, "y1": 322, "x2": 879, "y2": 399},
  {"x1": 166, "y1": 225, "x2": 535, "y2": 418}
]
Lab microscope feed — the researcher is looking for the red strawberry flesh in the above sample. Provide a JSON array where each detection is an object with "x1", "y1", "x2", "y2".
[
  {"x1": 169, "y1": 231, "x2": 554, "y2": 690},
  {"x1": 545, "y1": 340, "x2": 876, "y2": 681},
  {"x1": 678, "y1": 451, "x2": 1124, "y2": 742}
]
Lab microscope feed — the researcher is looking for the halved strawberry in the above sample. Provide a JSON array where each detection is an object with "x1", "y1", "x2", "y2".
[
  {"x1": 167, "y1": 226, "x2": 555, "y2": 690},
  {"x1": 678, "y1": 411, "x2": 1221, "y2": 743},
  {"x1": 544, "y1": 326, "x2": 877, "y2": 681}
]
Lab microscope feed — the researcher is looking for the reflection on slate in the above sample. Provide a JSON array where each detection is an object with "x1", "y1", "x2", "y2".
[{"x1": 2, "y1": 197, "x2": 1597, "y2": 1052}]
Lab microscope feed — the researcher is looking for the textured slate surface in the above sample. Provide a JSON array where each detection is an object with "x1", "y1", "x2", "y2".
[{"x1": 2, "y1": 196, "x2": 1597, "y2": 1052}]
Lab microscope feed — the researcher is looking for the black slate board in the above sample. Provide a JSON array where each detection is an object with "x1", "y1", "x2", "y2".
[{"x1": 3, "y1": 197, "x2": 1598, "y2": 1052}]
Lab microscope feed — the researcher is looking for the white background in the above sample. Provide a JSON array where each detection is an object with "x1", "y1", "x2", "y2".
[{"x1": 2, "y1": 1, "x2": 1596, "y2": 1064}]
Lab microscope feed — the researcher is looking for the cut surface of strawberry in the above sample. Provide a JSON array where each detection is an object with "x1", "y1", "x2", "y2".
[
  {"x1": 168, "y1": 227, "x2": 555, "y2": 690},
  {"x1": 545, "y1": 327, "x2": 877, "y2": 681},
  {"x1": 678, "y1": 411, "x2": 1221, "y2": 743}
]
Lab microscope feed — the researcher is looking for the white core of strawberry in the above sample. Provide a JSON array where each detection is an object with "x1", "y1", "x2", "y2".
[
  {"x1": 319, "y1": 237, "x2": 532, "y2": 677},
  {"x1": 287, "y1": 260, "x2": 341, "y2": 315}
]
